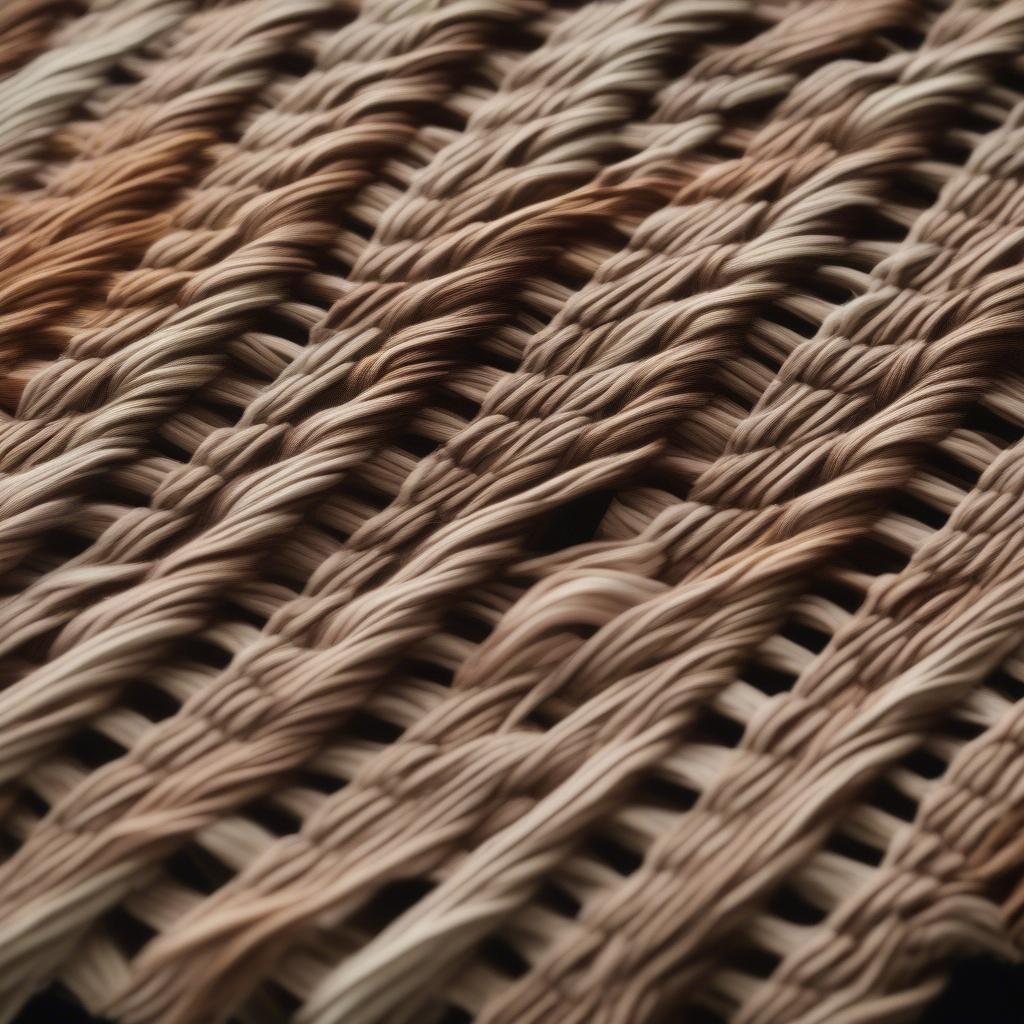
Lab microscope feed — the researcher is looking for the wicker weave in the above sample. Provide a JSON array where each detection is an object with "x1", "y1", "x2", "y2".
[{"x1": 3, "y1": 0, "x2": 1024, "y2": 1021}]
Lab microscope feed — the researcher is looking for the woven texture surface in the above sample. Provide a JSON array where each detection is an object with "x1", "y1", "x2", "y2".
[{"x1": 4, "y1": 0, "x2": 1024, "y2": 1021}]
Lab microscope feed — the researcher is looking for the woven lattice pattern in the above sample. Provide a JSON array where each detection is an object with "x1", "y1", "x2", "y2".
[{"x1": 3, "y1": 0, "x2": 1024, "y2": 1021}]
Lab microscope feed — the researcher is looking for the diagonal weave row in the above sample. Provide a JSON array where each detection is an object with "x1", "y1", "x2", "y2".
[{"x1": 4, "y1": 0, "x2": 1024, "y2": 1022}]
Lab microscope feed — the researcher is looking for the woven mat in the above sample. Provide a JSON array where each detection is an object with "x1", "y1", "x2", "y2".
[{"x1": 3, "y1": 0, "x2": 1024, "y2": 1021}]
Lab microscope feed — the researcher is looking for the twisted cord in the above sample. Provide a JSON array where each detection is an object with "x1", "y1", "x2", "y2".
[
  {"x1": 733, "y1": 434, "x2": 1024, "y2": 1021},
  {"x1": 0, "y1": 0, "x2": 78, "y2": 81},
  {"x1": 0, "y1": 0, "x2": 194, "y2": 188}
]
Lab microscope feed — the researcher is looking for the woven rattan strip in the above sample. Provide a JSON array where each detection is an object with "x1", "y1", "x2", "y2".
[{"x1": 3, "y1": 0, "x2": 1024, "y2": 1022}]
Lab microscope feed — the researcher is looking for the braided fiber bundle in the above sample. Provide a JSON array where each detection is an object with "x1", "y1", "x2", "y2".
[{"x1": 6, "y1": 0, "x2": 1024, "y2": 1020}]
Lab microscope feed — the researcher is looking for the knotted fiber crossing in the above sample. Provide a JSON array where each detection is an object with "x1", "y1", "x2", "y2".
[{"x1": 3, "y1": 0, "x2": 1024, "y2": 1022}]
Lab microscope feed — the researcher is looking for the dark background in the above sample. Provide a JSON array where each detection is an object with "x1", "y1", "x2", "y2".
[{"x1": 13, "y1": 955, "x2": 1024, "y2": 1022}]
